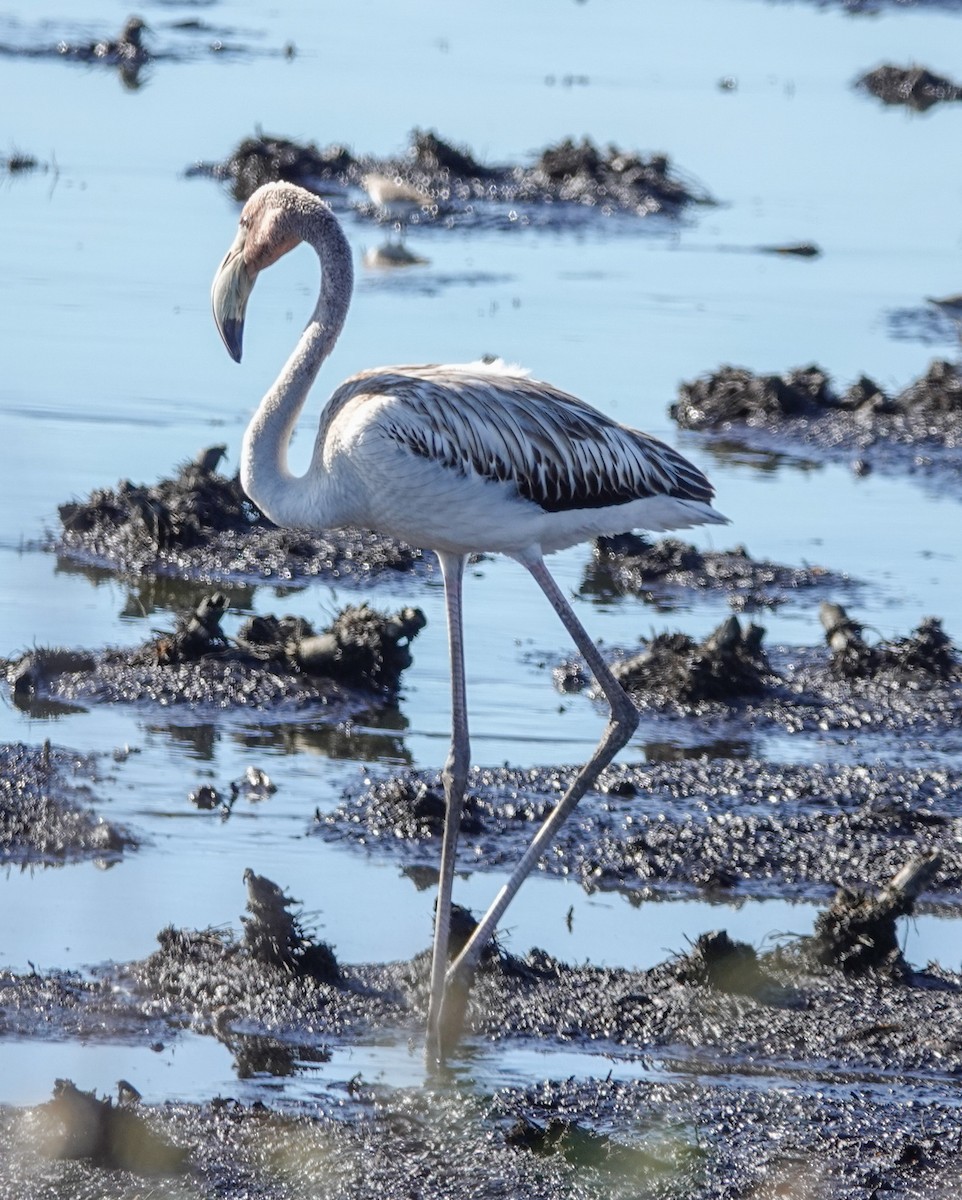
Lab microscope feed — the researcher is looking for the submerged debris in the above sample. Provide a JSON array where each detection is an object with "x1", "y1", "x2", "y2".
[
  {"x1": 583, "y1": 532, "x2": 850, "y2": 609},
  {"x1": 811, "y1": 852, "x2": 942, "y2": 975},
  {"x1": 31, "y1": 1078, "x2": 185, "y2": 1174},
  {"x1": 1, "y1": 148, "x2": 47, "y2": 175},
  {"x1": 757, "y1": 241, "x2": 821, "y2": 258},
  {"x1": 189, "y1": 127, "x2": 712, "y2": 226},
  {"x1": 0, "y1": 741, "x2": 133, "y2": 865},
  {"x1": 2, "y1": 599, "x2": 425, "y2": 714},
  {"x1": 857, "y1": 63, "x2": 962, "y2": 111},
  {"x1": 671, "y1": 360, "x2": 962, "y2": 489},
  {"x1": 54, "y1": 452, "x2": 425, "y2": 584}
]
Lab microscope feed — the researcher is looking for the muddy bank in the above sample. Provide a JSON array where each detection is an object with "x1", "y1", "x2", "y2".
[
  {"x1": 582, "y1": 532, "x2": 855, "y2": 610},
  {"x1": 188, "y1": 128, "x2": 713, "y2": 229},
  {"x1": 5, "y1": 861, "x2": 962, "y2": 1197},
  {"x1": 4, "y1": 860, "x2": 959, "y2": 1071},
  {"x1": 321, "y1": 755, "x2": 962, "y2": 904},
  {"x1": 0, "y1": 742, "x2": 132, "y2": 866},
  {"x1": 54, "y1": 453, "x2": 427, "y2": 586},
  {"x1": 556, "y1": 609, "x2": 962, "y2": 744},
  {"x1": 3, "y1": 599, "x2": 424, "y2": 718},
  {"x1": 671, "y1": 360, "x2": 962, "y2": 489},
  {"x1": 857, "y1": 63, "x2": 962, "y2": 110},
  {"x1": 5, "y1": 1072, "x2": 962, "y2": 1200}
]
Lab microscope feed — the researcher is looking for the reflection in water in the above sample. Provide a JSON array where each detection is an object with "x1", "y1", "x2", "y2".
[
  {"x1": 10, "y1": 694, "x2": 88, "y2": 720},
  {"x1": 119, "y1": 578, "x2": 256, "y2": 622},
  {"x1": 643, "y1": 739, "x2": 751, "y2": 763},
  {"x1": 147, "y1": 708, "x2": 412, "y2": 766},
  {"x1": 54, "y1": 556, "x2": 257, "y2": 621},
  {"x1": 401, "y1": 864, "x2": 441, "y2": 892},
  {"x1": 693, "y1": 438, "x2": 823, "y2": 476},
  {"x1": 886, "y1": 304, "x2": 962, "y2": 348},
  {"x1": 151, "y1": 723, "x2": 219, "y2": 762},
  {"x1": 230, "y1": 1036, "x2": 332, "y2": 1080}
]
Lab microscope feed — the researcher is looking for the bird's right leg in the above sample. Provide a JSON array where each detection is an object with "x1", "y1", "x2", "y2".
[
  {"x1": 424, "y1": 550, "x2": 470, "y2": 1069},
  {"x1": 439, "y1": 549, "x2": 639, "y2": 1053}
]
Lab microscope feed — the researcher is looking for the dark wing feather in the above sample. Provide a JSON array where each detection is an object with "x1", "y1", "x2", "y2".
[{"x1": 333, "y1": 365, "x2": 714, "y2": 512}]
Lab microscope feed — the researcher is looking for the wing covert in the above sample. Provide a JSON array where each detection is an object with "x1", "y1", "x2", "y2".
[{"x1": 330, "y1": 364, "x2": 715, "y2": 513}]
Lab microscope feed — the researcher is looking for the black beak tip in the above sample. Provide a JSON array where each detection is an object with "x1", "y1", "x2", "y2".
[{"x1": 222, "y1": 318, "x2": 244, "y2": 363}]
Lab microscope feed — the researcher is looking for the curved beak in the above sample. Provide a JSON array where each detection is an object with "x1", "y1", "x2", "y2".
[{"x1": 211, "y1": 226, "x2": 256, "y2": 363}]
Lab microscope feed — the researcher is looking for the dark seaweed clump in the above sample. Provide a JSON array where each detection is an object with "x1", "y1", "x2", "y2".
[
  {"x1": 857, "y1": 63, "x2": 962, "y2": 111},
  {"x1": 670, "y1": 360, "x2": 962, "y2": 487},
  {"x1": 607, "y1": 616, "x2": 773, "y2": 705},
  {"x1": 811, "y1": 853, "x2": 941, "y2": 976},
  {"x1": 673, "y1": 360, "x2": 962, "y2": 427},
  {"x1": 672, "y1": 930, "x2": 788, "y2": 1000},
  {"x1": 591, "y1": 609, "x2": 961, "y2": 740},
  {"x1": 822, "y1": 603, "x2": 958, "y2": 684},
  {"x1": 55, "y1": 452, "x2": 425, "y2": 585},
  {"x1": 241, "y1": 868, "x2": 341, "y2": 983},
  {"x1": 189, "y1": 127, "x2": 711, "y2": 227},
  {"x1": 0, "y1": 741, "x2": 133, "y2": 865},
  {"x1": 583, "y1": 532, "x2": 852, "y2": 610},
  {"x1": 3, "y1": 599, "x2": 425, "y2": 714},
  {"x1": 214, "y1": 131, "x2": 357, "y2": 202}
]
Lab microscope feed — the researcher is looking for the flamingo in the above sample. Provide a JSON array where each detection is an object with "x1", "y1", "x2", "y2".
[{"x1": 211, "y1": 181, "x2": 728, "y2": 1065}]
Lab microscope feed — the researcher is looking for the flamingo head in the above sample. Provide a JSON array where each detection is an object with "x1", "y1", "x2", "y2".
[{"x1": 211, "y1": 182, "x2": 305, "y2": 362}]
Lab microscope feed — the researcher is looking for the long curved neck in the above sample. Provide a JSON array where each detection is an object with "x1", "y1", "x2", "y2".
[{"x1": 240, "y1": 203, "x2": 354, "y2": 530}]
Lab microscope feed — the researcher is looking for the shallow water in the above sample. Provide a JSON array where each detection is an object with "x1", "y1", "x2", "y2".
[{"x1": 1, "y1": 0, "x2": 961, "y2": 1111}]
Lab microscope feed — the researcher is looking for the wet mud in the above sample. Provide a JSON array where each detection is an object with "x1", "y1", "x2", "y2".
[
  {"x1": 582, "y1": 532, "x2": 855, "y2": 610},
  {"x1": 6, "y1": 1074, "x2": 962, "y2": 1199},
  {"x1": 553, "y1": 608, "x2": 962, "y2": 745},
  {"x1": 188, "y1": 128, "x2": 713, "y2": 230},
  {"x1": 5, "y1": 859, "x2": 962, "y2": 1196},
  {"x1": 3, "y1": 599, "x2": 425, "y2": 718},
  {"x1": 321, "y1": 755, "x2": 962, "y2": 903},
  {"x1": 0, "y1": 741, "x2": 132, "y2": 866},
  {"x1": 857, "y1": 63, "x2": 962, "y2": 110},
  {"x1": 54, "y1": 453, "x2": 427, "y2": 587},
  {"x1": 671, "y1": 359, "x2": 962, "y2": 490}
]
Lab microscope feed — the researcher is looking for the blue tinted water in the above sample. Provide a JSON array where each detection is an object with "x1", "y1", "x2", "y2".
[{"x1": 0, "y1": 0, "x2": 960, "y2": 1103}]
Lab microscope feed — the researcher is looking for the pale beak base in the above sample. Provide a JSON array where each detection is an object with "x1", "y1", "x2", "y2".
[{"x1": 211, "y1": 227, "x2": 255, "y2": 363}]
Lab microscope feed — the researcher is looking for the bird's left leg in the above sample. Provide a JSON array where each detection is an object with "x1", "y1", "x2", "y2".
[
  {"x1": 425, "y1": 550, "x2": 470, "y2": 1068},
  {"x1": 437, "y1": 547, "x2": 639, "y2": 1054}
]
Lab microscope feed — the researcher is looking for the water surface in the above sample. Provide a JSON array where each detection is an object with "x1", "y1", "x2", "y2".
[{"x1": 1, "y1": 0, "x2": 960, "y2": 1104}]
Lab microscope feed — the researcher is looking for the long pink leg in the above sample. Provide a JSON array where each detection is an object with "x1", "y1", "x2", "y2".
[
  {"x1": 424, "y1": 550, "x2": 470, "y2": 1067},
  {"x1": 436, "y1": 547, "x2": 639, "y2": 1058}
]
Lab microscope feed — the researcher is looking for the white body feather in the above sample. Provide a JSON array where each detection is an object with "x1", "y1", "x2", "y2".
[{"x1": 250, "y1": 357, "x2": 727, "y2": 557}]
